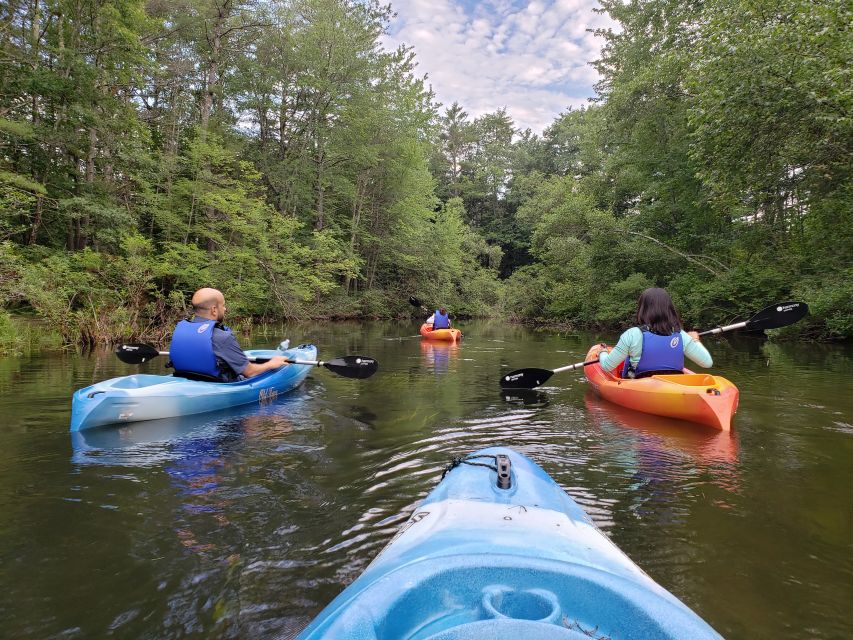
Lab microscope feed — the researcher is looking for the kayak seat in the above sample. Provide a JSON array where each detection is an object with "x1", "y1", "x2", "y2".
[
  {"x1": 421, "y1": 619, "x2": 585, "y2": 639},
  {"x1": 369, "y1": 557, "x2": 709, "y2": 640},
  {"x1": 172, "y1": 370, "x2": 230, "y2": 383},
  {"x1": 633, "y1": 369, "x2": 685, "y2": 379},
  {"x1": 655, "y1": 374, "x2": 717, "y2": 386}
]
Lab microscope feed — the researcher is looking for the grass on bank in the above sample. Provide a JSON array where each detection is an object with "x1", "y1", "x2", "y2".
[{"x1": 0, "y1": 312, "x2": 63, "y2": 357}]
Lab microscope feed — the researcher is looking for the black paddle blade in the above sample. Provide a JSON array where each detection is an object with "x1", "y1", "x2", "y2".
[
  {"x1": 408, "y1": 296, "x2": 423, "y2": 308},
  {"x1": 115, "y1": 342, "x2": 161, "y2": 365},
  {"x1": 323, "y1": 356, "x2": 379, "y2": 379},
  {"x1": 748, "y1": 301, "x2": 809, "y2": 330},
  {"x1": 499, "y1": 368, "x2": 554, "y2": 390}
]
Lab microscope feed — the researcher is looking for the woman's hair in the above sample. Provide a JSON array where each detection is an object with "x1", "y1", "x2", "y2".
[{"x1": 636, "y1": 288, "x2": 682, "y2": 335}]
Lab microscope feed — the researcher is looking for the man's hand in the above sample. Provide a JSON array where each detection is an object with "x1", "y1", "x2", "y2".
[
  {"x1": 268, "y1": 356, "x2": 290, "y2": 369},
  {"x1": 243, "y1": 355, "x2": 290, "y2": 378}
]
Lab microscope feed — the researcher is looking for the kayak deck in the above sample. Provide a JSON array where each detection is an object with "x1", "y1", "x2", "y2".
[
  {"x1": 70, "y1": 343, "x2": 317, "y2": 432},
  {"x1": 585, "y1": 344, "x2": 739, "y2": 430},
  {"x1": 297, "y1": 447, "x2": 721, "y2": 639}
]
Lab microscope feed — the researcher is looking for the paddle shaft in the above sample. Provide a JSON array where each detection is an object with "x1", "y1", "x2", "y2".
[
  {"x1": 409, "y1": 296, "x2": 428, "y2": 311},
  {"x1": 594, "y1": 310, "x2": 779, "y2": 363},
  {"x1": 698, "y1": 301, "x2": 807, "y2": 336},
  {"x1": 147, "y1": 349, "x2": 330, "y2": 366},
  {"x1": 697, "y1": 321, "x2": 746, "y2": 337},
  {"x1": 500, "y1": 300, "x2": 807, "y2": 389},
  {"x1": 552, "y1": 358, "x2": 600, "y2": 373}
]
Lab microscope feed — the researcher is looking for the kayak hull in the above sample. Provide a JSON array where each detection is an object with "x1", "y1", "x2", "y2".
[
  {"x1": 584, "y1": 344, "x2": 739, "y2": 430},
  {"x1": 297, "y1": 447, "x2": 721, "y2": 639},
  {"x1": 69, "y1": 343, "x2": 317, "y2": 432},
  {"x1": 419, "y1": 323, "x2": 461, "y2": 342}
]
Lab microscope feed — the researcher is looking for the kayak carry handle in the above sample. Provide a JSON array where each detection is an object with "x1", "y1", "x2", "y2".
[{"x1": 496, "y1": 454, "x2": 512, "y2": 490}]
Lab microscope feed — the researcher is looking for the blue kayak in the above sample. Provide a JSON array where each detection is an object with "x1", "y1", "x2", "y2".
[
  {"x1": 298, "y1": 447, "x2": 722, "y2": 640},
  {"x1": 70, "y1": 343, "x2": 316, "y2": 432}
]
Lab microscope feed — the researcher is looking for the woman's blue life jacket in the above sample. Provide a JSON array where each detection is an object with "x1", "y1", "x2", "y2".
[
  {"x1": 170, "y1": 318, "x2": 230, "y2": 380},
  {"x1": 433, "y1": 309, "x2": 450, "y2": 329},
  {"x1": 623, "y1": 329, "x2": 684, "y2": 378}
]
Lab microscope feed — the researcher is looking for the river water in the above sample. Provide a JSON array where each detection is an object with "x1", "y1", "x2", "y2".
[{"x1": 0, "y1": 321, "x2": 850, "y2": 639}]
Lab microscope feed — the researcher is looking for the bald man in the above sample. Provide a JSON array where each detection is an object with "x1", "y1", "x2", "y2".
[{"x1": 168, "y1": 288, "x2": 289, "y2": 381}]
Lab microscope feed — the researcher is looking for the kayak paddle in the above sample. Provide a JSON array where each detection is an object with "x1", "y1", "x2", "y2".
[
  {"x1": 409, "y1": 296, "x2": 429, "y2": 312},
  {"x1": 115, "y1": 342, "x2": 379, "y2": 379},
  {"x1": 397, "y1": 296, "x2": 458, "y2": 340},
  {"x1": 384, "y1": 297, "x2": 454, "y2": 340},
  {"x1": 499, "y1": 358, "x2": 600, "y2": 390},
  {"x1": 499, "y1": 300, "x2": 808, "y2": 390},
  {"x1": 378, "y1": 297, "x2": 430, "y2": 340},
  {"x1": 696, "y1": 300, "x2": 808, "y2": 335}
]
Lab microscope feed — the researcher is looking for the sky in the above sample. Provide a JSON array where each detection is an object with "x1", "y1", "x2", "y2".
[{"x1": 381, "y1": 0, "x2": 616, "y2": 135}]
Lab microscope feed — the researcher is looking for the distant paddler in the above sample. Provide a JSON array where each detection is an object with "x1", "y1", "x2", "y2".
[{"x1": 425, "y1": 307, "x2": 452, "y2": 330}]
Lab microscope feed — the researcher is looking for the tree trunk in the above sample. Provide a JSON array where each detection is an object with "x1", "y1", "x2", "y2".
[
  {"x1": 200, "y1": 2, "x2": 231, "y2": 251},
  {"x1": 450, "y1": 148, "x2": 460, "y2": 197},
  {"x1": 28, "y1": 194, "x2": 43, "y2": 245},
  {"x1": 315, "y1": 156, "x2": 325, "y2": 230},
  {"x1": 344, "y1": 176, "x2": 366, "y2": 291}
]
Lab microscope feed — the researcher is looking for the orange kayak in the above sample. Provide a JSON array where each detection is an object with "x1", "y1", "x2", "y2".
[
  {"x1": 584, "y1": 344, "x2": 739, "y2": 431},
  {"x1": 419, "y1": 323, "x2": 462, "y2": 342}
]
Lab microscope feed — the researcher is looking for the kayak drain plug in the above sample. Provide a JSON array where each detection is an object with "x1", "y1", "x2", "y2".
[{"x1": 496, "y1": 455, "x2": 512, "y2": 490}]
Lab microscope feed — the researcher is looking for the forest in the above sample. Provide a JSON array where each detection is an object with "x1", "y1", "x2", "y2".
[{"x1": 1, "y1": 0, "x2": 850, "y2": 353}]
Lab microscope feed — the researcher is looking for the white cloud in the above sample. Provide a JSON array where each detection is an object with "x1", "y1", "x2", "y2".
[{"x1": 382, "y1": 0, "x2": 615, "y2": 133}]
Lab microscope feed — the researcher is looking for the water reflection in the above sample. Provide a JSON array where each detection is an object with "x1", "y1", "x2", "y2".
[
  {"x1": 499, "y1": 388, "x2": 550, "y2": 408},
  {"x1": 584, "y1": 393, "x2": 740, "y2": 492},
  {"x1": 71, "y1": 395, "x2": 304, "y2": 467},
  {"x1": 585, "y1": 393, "x2": 739, "y2": 463},
  {"x1": 419, "y1": 341, "x2": 459, "y2": 374},
  {"x1": 70, "y1": 396, "x2": 311, "y2": 635}
]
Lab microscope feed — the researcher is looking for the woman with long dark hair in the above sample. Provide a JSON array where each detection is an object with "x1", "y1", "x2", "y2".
[{"x1": 598, "y1": 288, "x2": 713, "y2": 378}]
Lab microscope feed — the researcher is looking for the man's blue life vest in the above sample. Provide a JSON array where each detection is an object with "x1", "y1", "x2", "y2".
[
  {"x1": 433, "y1": 309, "x2": 450, "y2": 329},
  {"x1": 170, "y1": 319, "x2": 228, "y2": 379},
  {"x1": 623, "y1": 329, "x2": 684, "y2": 378}
]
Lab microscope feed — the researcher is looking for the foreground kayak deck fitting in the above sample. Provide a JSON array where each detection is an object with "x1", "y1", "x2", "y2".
[
  {"x1": 585, "y1": 344, "x2": 739, "y2": 431},
  {"x1": 297, "y1": 447, "x2": 722, "y2": 640},
  {"x1": 69, "y1": 343, "x2": 317, "y2": 432},
  {"x1": 419, "y1": 323, "x2": 462, "y2": 342}
]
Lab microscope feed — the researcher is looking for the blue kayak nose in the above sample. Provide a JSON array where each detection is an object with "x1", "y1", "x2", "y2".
[{"x1": 297, "y1": 447, "x2": 722, "y2": 639}]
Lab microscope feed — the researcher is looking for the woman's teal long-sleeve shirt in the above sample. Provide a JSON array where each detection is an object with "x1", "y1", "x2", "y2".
[{"x1": 597, "y1": 327, "x2": 713, "y2": 373}]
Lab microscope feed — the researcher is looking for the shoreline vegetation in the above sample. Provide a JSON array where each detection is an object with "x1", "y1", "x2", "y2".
[
  {"x1": 0, "y1": 305, "x2": 836, "y2": 360},
  {"x1": 1, "y1": 0, "x2": 849, "y2": 354},
  {"x1": 0, "y1": 313, "x2": 62, "y2": 357}
]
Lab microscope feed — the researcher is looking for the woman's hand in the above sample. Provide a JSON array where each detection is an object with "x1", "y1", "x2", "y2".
[{"x1": 687, "y1": 331, "x2": 701, "y2": 343}]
